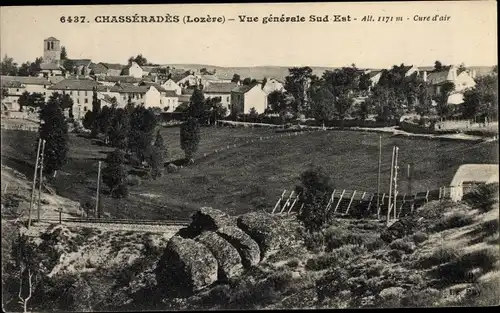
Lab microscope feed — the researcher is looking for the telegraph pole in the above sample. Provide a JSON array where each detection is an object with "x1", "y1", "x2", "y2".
[
  {"x1": 37, "y1": 140, "x2": 46, "y2": 222},
  {"x1": 387, "y1": 146, "x2": 395, "y2": 225},
  {"x1": 95, "y1": 161, "x2": 102, "y2": 218},
  {"x1": 393, "y1": 147, "x2": 399, "y2": 219},
  {"x1": 376, "y1": 135, "x2": 382, "y2": 218},
  {"x1": 407, "y1": 163, "x2": 413, "y2": 195},
  {"x1": 28, "y1": 139, "x2": 42, "y2": 229}
]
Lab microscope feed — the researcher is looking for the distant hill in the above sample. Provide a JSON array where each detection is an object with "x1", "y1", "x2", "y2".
[{"x1": 159, "y1": 64, "x2": 496, "y2": 81}]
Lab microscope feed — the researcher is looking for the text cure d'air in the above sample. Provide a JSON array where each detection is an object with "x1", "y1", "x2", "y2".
[{"x1": 360, "y1": 14, "x2": 451, "y2": 23}]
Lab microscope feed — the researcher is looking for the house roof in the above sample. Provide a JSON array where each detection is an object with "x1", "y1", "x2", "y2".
[
  {"x1": 170, "y1": 73, "x2": 190, "y2": 83},
  {"x1": 450, "y1": 164, "x2": 499, "y2": 186},
  {"x1": 110, "y1": 84, "x2": 150, "y2": 93},
  {"x1": 164, "y1": 90, "x2": 178, "y2": 97},
  {"x1": 140, "y1": 81, "x2": 167, "y2": 92},
  {"x1": 178, "y1": 94, "x2": 191, "y2": 103},
  {"x1": 426, "y1": 67, "x2": 454, "y2": 85},
  {"x1": 44, "y1": 37, "x2": 59, "y2": 41},
  {"x1": 40, "y1": 63, "x2": 64, "y2": 70},
  {"x1": 67, "y1": 59, "x2": 92, "y2": 67},
  {"x1": 204, "y1": 82, "x2": 238, "y2": 94},
  {"x1": 105, "y1": 63, "x2": 126, "y2": 70},
  {"x1": 1, "y1": 75, "x2": 50, "y2": 86},
  {"x1": 231, "y1": 84, "x2": 254, "y2": 94},
  {"x1": 47, "y1": 79, "x2": 101, "y2": 91},
  {"x1": 1, "y1": 80, "x2": 23, "y2": 88},
  {"x1": 100, "y1": 76, "x2": 142, "y2": 83},
  {"x1": 368, "y1": 71, "x2": 382, "y2": 79}
]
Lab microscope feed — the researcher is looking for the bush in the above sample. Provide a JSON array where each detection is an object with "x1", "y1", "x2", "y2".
[
  {"x1": 430, "y1": 248, "x2": 499, "y2": 286},
  {"x1": 303, "y1": 231, "x2": 325, "y2": 253},
  {"x1": 111, "y1": 183, "x2": 128, "y2": 198},
  {"x1": 463, "y1": 183, "x2": 499, "y2": 213},
  {"x1": 305, "y1": 245, "x2": 365, "y2": 271},
  {"x1": 433, "y1": 212, "x2": 474, "y2": 232},
  {"x1": 286, "y1": 258, "x2": 300, "y2": 268},
  {"x1": 323, "y1": 227, "x2": 369, "y2": 251},
  {"x1": 315, "y1": 267, "x2": 350, "y2": 303},
  {"x1": 412, "y1": 231, "x2": 429, "y2": 245},
  {"x1": 416, "y1": 246, "x2": 460, "y2": 269},
  {"x1": 364, "y1": 237, "x2": 387, "y2": 252},
  {"x1": 389, "y1": 238, "x2": 416, "y2": 254},
  {"x1": 126, "y1": 175, "x2": 141, "y2": 186},
  {"x1": 167, "y1": 163, "x2": 179, "y2": 173}
]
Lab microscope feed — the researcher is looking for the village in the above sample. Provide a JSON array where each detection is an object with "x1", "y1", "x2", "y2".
[{"x1": 1, "y1": 36, "x2": 493, "y2": 127}]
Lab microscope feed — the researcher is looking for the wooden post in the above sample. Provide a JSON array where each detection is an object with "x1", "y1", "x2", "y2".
[
  {"x1": 425, "y1": 190, "x2": 430, "y2": 203},
  {"x1": 37, "y1": 140, "x2": 46, "y2": 222},
  {"x1": 95, "y1": 161, "x2": 102, "y2": 218},
  {"x1": 393, "y1": 147, "x2": 399, "y2": 220},
  {"x1": 272, "y1": 190, "x2": 286, "y2": 214},
  {"x1": 366, "y1": 194, "x2": 375, "y2": 213},
  {"x1": 377, "y1": 193, "x2": 385, "y2": 219},
  {"x1": 333, "y1": 189, "x2": 346, "y2": 214},
  {"x1": 3, "y1": 182, "x2": 8, "y2": 194},
  {"x1": 59, "y1": 207, "x2": 62, "y2": 224},
  {"x1": 387, "y1": 146, "x2": 395, "y2": 225},
  {"x1": 376, "y1": 135, "x2": 382, "y2": 214},
  {"x1": 280, "y1": 190, "x2": 294, "y2": 214},
  {"x1": 345, "y1": 190, "x2": 357, "y2": 215},
  {"x1": 28, "y1": 139, "x2": 42, "y2": 229},
  {"x1": 325, "y1": 189, "x2": 336, "y2": 212},
  {"x1": 288, "y1": 192, "x2": 301, "y2": 214}
]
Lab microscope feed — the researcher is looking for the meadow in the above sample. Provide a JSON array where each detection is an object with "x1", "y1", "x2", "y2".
[{"x1": 1, "y1": 127, "x2": 498, "y2": 220}]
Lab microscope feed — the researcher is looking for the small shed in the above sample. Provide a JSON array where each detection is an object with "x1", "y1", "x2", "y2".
[{"x1": 449, "y1": 164, "x2": 499, "y2": 201}]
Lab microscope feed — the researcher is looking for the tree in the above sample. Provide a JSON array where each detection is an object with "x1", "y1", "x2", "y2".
[
  {"x1": 248, "y1": 107, "x2": 259, "y2": 121},
  {"x1": 369, "y1": 85, "x2": 403, "y2": 123},
  {"x1": 261, "y1": 77, "x2": 268, "y2": 88},
  {"x1": 434, "y1": 60, "x2": 443, "y2": 71},
  {"x1": 284, "y1": 66, "x2": 315, "y2": 114},
  {"x1": 39, "y1": 93, "x2": 69, "y2": 176},
  {"x1": 128, "y1": 54, "x2": 148, "y2": 66},
  {"x1": 102, "y1": 149, "x2": 128, "y2": 198},
  {"x1": 63, "y1": 59, "x2": 76, "y2": 74},
  {"x1": 205, "y1": 96, "x2": 227, "y2": 123},
  {"x1": 108, "y1": 108, "x2": 130, "y2": 149},
  {"x1": 180, "y1": 117, "x2": 200, "y2": 163},
  {"x1": 128, "y1": 106, "x2": 158, "y2": 162},
  {"x1": 308, "y1": 80, "x2": 335, "y2": 123},
  {"x1": 1, "y1": 88, "x2": 7, "y2": 101},
  {"x1": 462, "y1": 73, "x2": 498, "y2": 121},
  {"x1": 28, "y1": 58, "x2": 42, "y2": 76},
  {"x1": 90, "y1": 88, "x2": 101, "y2": 137},
  {"x1": 0, "y1": 54, "x2": 18, "y2": 76},
  {"x1": 267, "y1": 90, "x2": 288, "y2": 114},
  {"x1": 415, "y1": 83, "x2": 433, "y2": 118},
  {"x1": 60, "y1": 94, "x2": 74, "y2": 119},
  {"x1": 97, "y1": 106, "x2": 115, "y2": 144},
  {"x1": 231, "y1": 73, "x2": 241, "y2": 83},
  {"x1": 19, "y1": 92, "x2": 45, "y2": 112},
  {"x1": 457, "y1": 62, "x2": 467, "y2": 75},
  {"x1": 82, "y1": 111, "x2": 93, "y2": 130},
  {"x1": 358, "y1": 72, "x2": 371, "y2": 92},
  {"x1": 60, "y1": 46, "x2": 68, "y2": 60},
  {"x1": 147, "y1": 130, "x2": 167, "y2": 179},
  {"x1": 242, "y1": 77, "x2": 253, "y2": 86},
  {"x1": 187, "y1": 87, "x2": 206, "y2": 120},
  {"x1": 435, "y1": 81, "x2": 455, "y2": 119},
  {"x1": 295, "y1": 166, "x2": 334, "y2": 231},
  {"x1": 18, "y1": 62, "x2": 30, "y2": 76}
]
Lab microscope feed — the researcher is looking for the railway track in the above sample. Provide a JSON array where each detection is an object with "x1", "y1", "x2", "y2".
[{"x1": 39, "y1": 217, "x2": 191, "y2": 226}]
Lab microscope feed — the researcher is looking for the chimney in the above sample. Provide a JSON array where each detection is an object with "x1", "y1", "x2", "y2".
[{"x1": 423, "y1": 71, "x2": 427, "y2": 82}]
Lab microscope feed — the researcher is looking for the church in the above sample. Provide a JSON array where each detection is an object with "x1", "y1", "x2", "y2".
[{"x1": 39, "y1": 37, "x2": 65, "y2": 77}]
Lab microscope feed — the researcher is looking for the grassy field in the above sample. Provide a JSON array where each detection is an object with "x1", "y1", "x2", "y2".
[{"x1": 1, "y1": 127, "x2": 498, "y2": 220}]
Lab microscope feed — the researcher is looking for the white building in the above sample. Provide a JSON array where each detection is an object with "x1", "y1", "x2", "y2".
[
  {"x1": 262, "y1": 78, "x2": 285, "y2": 94},
  {"x1": 203, "y1": 82, "x2": 239, "y2": 112},
  {"x1": 122, "y1": 62, "x2": 143, "y2": 79},
  {"x1": 1, "y1": 76, "x2": 51, "y2": 111},
  {"x1": 161, "y1": 79, "x2": 182, "y2": 95},
  {"x1": 449, "y1": 164, "x2": 499, "y2": 202},
  {"x1": 231, "y1": 84, "x2": 268, "y2": 115}
]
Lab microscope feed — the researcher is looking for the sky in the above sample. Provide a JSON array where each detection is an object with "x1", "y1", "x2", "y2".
[{"x1": 0, "y1": 2, "x2": 497, "y2": 68}]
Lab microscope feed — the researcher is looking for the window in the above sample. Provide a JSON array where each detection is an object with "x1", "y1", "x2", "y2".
[
  {"x1": 77, "y1": 99, "x2": 80, "y2": 104},
  {"x1": 84, "y1": 106, "x2": 88, "y2": 112},
  {"x1": 84, "y1": 91, "x2": 87, "y2": 97},
  {"x1": 84, "y1": 99, "x2": 88, "y2": 104},
  {"x1": 13, "y1": 99, "x2": 17, "y2": 103},
  {"x1": 227, "y1": 96, "x2": 230, "y2": 102},
  {"x1": 77, "y1": 91, "x2": 80, "y2": 96},
  {"x1": 16, "y1": 89, "x2": 19, "y2": 92}
]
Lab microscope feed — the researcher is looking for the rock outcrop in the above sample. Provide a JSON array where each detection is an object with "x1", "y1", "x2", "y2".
[
  {"x1": 237, "y1": 212, "x2": 280, "y2": 259},
  {"x1": 177, "y1": 207, "x2": 233, "y2": 239},
  {"x1": 216, "y1": 226, "x2": 261, "y2": 268},
  {"x1": 195, "y1": 231, "x2": 243, "y2": 280},
  {"x1": 156, "y1": 236, "x2": 218, "y2": 296}
]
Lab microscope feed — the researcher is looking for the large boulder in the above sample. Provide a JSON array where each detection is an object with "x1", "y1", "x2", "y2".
[
  {"x1": 177, "y1": 207, "x2": 234, "y2": 239},
  {"x1": 195, "y1": 231, "x2": 243, "y2": 280},
  {"x1": 155, "y1": 236, "x2": 218, "y2": 296},
  {"x1": 237, "y1": 212, "x2": 280, "y2": 259},
  {"x1": 216, "y1": 226, "x2": 260, "y2": 268}
]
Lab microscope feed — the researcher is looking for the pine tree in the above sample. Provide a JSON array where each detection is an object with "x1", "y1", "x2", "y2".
[
  {"x1": 90, "y1": 88, "x2": 101, "y2": 137},
  {"x1": 102, "y1": 149, "x2": 128, "y2": 198},
  {"x1": 148, "y1": 130, "x2": 167, "y2": 179},
  {"x1": 39, "y1": 94, "x2": 69, "y2": 176},
  {"x1": 188, "y1": 87, "x2": 206, "y2": 120},
  {"x1": 180, "y1": 117, "x2": 200, "y2": 163}
]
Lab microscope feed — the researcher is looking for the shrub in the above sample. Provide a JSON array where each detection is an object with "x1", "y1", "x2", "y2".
[
  {"x1": 430, "y1": 248, "x2": 498, "y2": 286},
  {"x1": 400, "y1": 288, "x2": 441, "y2": 308},
  {"x1": 167, "y1": 163, "x2": 179, "y2": 173},
  {"x1": 364, "y1": 237, "x2": 387, "y2": 252},
  {"x1": 416, "y1": 246, "x2": 460, "y2": 269},
  {"x1": 303, "y1": 231, "x2": 325, "y2": 253},
  {"x1": 433, "y1": 212, "x2": 474, "y2": 232},
  {"x1": 412, "y1": 231, "x2": 429, "y2": 245},
  {"x1": 389, "y1": 238, "x2": 416, "y2": 254},
  {"x1": 324, "y1": 227, "x2": 369, "y2": 251},
  {"x1": 315, "y1": 267, "x2": 350, "y2": 303},
  {"x1": 463, "y1": 183, "x2": 499, "y2": 213},
  {"x1": 286, "y1": 258, "x2": 300, "y2": 268},
  {"x1": 126, "y1": 175, "x2": 141, "y2": 186},
  {"x1": 112, "y1": 183, "x2": 128, "y2": 198},
  {"x1": 387, "y1": 249, "x2": 404, "y2": 262},
  {"x1": 305, "y1": 245, "x2": 365, "y2": 271}
]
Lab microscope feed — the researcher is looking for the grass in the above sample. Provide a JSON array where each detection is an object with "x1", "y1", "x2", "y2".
[{"x1": 1, "y1": 127, "x2": 498, "y2": 220}]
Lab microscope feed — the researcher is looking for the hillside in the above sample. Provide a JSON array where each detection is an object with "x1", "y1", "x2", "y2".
[
  {"x1": 2, "y1": 182, "x2": 498, "y2": 311},
  {"x1": 160, "y1": 64, "x2": 496, "y2": 81}
]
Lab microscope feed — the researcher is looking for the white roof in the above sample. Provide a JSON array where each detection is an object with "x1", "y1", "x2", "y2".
[{"x1": 450, "y1": 164, "x2": 499, "y2": 186}]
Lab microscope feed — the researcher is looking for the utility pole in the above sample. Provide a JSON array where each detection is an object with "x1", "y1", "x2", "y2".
[
  {"x1": 28, "y1": 139, "x2": 42, "y2": 229},
  {"x1": 37, "y1": 140, "x2": 46, "y2": 222},
  {"x1": 376, "y1": 135, "x2": 382, "y2": 218},
  {"x1": 387, "y1": 146, "x2": 395, "y2": 225},
  {"x1": 393, "y1": 147, "x2": 399, "y2": 220},
  {"x1": 95, "y1": 161, "x2": 102, "y2": 218}
]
